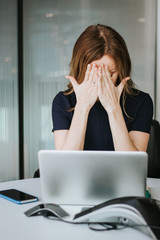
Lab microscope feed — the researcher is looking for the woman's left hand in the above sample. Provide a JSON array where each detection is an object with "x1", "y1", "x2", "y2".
[{"x1": 97, "y1": 65, "x2": 130, "y2": 113}]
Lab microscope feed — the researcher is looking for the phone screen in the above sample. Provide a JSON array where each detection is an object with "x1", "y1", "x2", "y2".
[{"x1": 0, "y1": 189, "x2": 38, "y2": 204}]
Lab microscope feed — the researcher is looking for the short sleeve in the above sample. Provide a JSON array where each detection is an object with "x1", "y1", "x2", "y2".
[
  {"x1": 52, "y1": 92, "x2": 73, "y2": 132},
  {"x1": 130, "y1": 94, "x2": 153, "y2": 133}
]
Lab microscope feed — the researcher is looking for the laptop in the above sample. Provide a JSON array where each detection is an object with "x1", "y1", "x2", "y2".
[{"x1": 38, "y1": 150, "x2": 148, "y2": 206}]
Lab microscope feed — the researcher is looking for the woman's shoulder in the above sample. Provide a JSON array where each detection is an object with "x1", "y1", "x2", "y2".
[
  {"x1": 53, "y1": 91, "x2": 66, "y2": 102},
  {"x1": 52, "y1": 91, "x2": 76, "y2": 109},
  {"x1": 124, "y1": 88, "x2": 153, "y2": 118},
  {"x1": 124, "y1": 89, "x2": 153, "y2": 133},
  {"x1": 127, "y1": 88, "x2": 153, "y2": 105}
]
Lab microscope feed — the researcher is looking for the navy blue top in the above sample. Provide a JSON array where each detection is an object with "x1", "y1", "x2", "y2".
[{"x1": 52, "y1": 89, "x2": 153, "y2": 150}]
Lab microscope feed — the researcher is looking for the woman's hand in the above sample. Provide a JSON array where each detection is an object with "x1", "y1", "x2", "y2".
[
  {"x1": 66, "y1": 64, "x2": 98, "y2": 112},
  {"x1": 97, "y1": 65, "x2": 130, "y2": 113}
]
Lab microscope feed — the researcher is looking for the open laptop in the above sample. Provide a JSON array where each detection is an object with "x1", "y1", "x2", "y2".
[{"x1": 38, "y1": 150, "x2": 148, "y2": 206}]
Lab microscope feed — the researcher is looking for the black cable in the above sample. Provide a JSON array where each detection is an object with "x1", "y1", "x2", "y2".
[{"x1": 88, "y1": 223, "x2": 118, "y2": 231}]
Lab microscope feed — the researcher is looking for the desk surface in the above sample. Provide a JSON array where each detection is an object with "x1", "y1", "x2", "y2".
[{"x1": 0, "y1": 178, "x2": 160, "y2": 240}]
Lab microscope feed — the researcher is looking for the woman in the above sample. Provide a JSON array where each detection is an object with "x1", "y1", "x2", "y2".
[{"x1": 52, "y1": 24, "x2": 153, "y2": 151}]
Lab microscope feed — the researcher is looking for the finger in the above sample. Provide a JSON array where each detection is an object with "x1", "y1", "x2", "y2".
[
  {"x1": 88, "y1": 64, "x2": 96, "y2": 83},
  {"x1": 101, "y1": 65, "x2": 105, "y2": 80},
  {"x1": 97, "y1": 67, "x2": 102, "y2": 95},
  {"x1": 98, "y1": 66, "x2": 101, "y2": 79},
  {"x1": 84, "y1": 64, "x2": 91, "y2": 82},
  {"x1": 124, "y1": 76, "x2": 131, "y2": 81},
  {"x1": 65, "y1": 75, "x2": 78, "y2": 89},
  {"x1": 118, "y1": 76, "x2": 130, "y2": 95},
  {"x1": 93, "y1": 67, "x2": 98, "y2": 85},
  {"x1": 105, "y1": 65, "x2": 113, "y2": 84},
  {"x1": 101, "y1": 65, "x2": 108, "y2": 87}
]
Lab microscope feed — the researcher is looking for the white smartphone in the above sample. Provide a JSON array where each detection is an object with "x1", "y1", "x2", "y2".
[{"x1": 0, "y1": 189, "x2": 38, "y2": 204}]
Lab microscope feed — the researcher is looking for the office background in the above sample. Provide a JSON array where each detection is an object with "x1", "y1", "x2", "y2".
[{"x1": 0, "y1": 0, "x2": 160, "y2": 182}]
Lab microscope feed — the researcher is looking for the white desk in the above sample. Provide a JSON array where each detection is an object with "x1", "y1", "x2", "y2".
[{"x1": 0, "y1": 178, "x2": 159, "y2": 240}]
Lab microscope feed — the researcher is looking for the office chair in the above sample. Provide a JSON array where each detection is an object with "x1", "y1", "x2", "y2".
[
  {"x1": 147, "y1": 119, "x2": 160, "y2": 178},
  {"x1": 33, "y1": 168, "x2": 40, "y2": 178}
]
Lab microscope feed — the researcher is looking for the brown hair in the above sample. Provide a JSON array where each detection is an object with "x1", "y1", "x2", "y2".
[{"x1": 64, "y1": 24, "x2": 136, "y2": 112}]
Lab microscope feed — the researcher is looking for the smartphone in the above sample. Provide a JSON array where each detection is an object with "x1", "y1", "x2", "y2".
[{"x1": 0, "y1": 189, "x2": 38, "y2": 204}]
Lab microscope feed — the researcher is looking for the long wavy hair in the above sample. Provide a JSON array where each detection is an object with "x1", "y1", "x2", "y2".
[{"x1": 64, "y1": 24, "x2": 136, "y2": 113}]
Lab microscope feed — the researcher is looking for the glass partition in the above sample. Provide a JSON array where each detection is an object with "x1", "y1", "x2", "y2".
[
  {"x1": 23, "y1": 0, "x2": 156, "y2": 178},
  {"x1": 0, "y1": 0, "x2": 19, "y2": 182}
]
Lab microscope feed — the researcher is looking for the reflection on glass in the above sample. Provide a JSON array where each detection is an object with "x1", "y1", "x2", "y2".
[{"x1": 0, "y1": 108, "x2": 8, "y2": 142}]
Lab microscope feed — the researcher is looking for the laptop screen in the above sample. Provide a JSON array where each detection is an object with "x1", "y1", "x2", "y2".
[{"x1": 38, "y1": 150, "x2": 148, "y2": 205}]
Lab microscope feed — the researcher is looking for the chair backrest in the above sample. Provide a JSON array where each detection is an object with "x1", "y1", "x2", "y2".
[{"x1": 147, "y1": 119, "x2": 160, "y2": 178}]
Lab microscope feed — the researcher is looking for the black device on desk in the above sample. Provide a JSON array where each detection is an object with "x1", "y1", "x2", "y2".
[
  {"x1": 24, "y1": 203, "x2": 69, "y2": 218},
  {"x1": 0, "y1": 189, "x2": 38, "y2": 204}
]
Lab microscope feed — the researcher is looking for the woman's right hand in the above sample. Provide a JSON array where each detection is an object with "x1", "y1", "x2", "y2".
[{"x1": 66, "y1": 64, "x2": 98, "y2": 112}]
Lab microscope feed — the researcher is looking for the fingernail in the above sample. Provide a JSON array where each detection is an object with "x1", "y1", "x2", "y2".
[
  {"x1": 105, "y1": 65, "x2": 109, "y2": 70},
  {"x1": 125, "y1": 76, "x2": 130, "y2": 80}
]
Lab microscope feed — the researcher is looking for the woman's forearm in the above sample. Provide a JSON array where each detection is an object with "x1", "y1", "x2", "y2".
[
  {"x1": 61, "y1": 104, "x2": 90, "y2": 150},
  {"x1": 108, "y1": 107, "x2": 138, "y2": 151}
]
